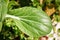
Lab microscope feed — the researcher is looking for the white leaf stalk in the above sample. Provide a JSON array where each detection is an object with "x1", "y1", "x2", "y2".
[{"x1": 6, "y1": 14, "x2": 20, "y2": 20}]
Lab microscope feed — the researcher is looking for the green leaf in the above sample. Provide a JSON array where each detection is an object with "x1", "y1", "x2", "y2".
[
  {"x1": 8, "y1": 1, "x2": 19, "y2": 10},
  {"x1": 31, "y1": 0, "x2": 40, "y2": 6},
  {"x1": 0, "y1": 0, "x2": 9, "y2": 31},
  {"x1": 8, "y1": 7, "x2": 52, "y2": 37},
  {"x1": 46, "y1": 0, "x2": 52, "y2": 5},
  {"x1": 55, "y1": 0, "x2": 60, "y2": 6}
]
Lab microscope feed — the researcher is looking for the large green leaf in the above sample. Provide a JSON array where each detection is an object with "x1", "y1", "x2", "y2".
[
  {"x1": 0, "y1": 0, "x2": 9, "y2": 31},
  {"x1": 8, "y1": 7, "x2": 52, "y2": 37}
]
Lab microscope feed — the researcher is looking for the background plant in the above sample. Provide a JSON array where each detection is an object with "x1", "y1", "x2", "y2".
[{"x1": 1, "y1": 0, "x2": 60, "y2": 40}]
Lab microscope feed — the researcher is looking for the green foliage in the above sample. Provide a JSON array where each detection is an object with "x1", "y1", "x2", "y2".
[
  {"x1": 8, "y1": 1, "x2": 19, "y2": 10},
  {"x1": 0, "y1": 0, "x2": 53, "y2": 40},
  {"x1": 45, "y1": 0, "x2": 52, "y2": 5},
  {"x1": 31, "y1": 0, "x2": 40, "y2": 6},
  {"x1": 0, "y1": 0, "x2": 9, "y2": 31},
  {"x1": 0, "y1": 18, "x2": 21, "y2": 40},
  {"x1": 8, "y1": 7, "x2": 52, "y2": 37},
  {"x1": 55, "y1": 0, "x2": 60, "y2": 6}
]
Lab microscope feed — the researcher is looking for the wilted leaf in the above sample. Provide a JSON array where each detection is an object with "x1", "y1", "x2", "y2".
[{"x1": 45, "y1": 6, "x2": 56, "y2": 16}]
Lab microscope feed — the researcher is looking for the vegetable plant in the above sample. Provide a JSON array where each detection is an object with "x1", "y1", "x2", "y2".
[{"x1": 0, "y1": 0, "x2": 52, "y2": 40}]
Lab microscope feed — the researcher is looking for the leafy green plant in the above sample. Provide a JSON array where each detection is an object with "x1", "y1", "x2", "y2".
[
  {"x1": 0, "y1": 0, "x2": 52, "y2": 40},
  {"x1": 0, "y1": 0, "x2": 9, "y2": 31},
  {"x1": 8, "y1": 0, "x2": 19, "y2": 10}
]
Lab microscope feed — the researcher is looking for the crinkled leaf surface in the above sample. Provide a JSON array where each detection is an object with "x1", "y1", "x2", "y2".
[
  {"x1": 8, "y1": 7, "x2": 52, "y2": 37},
  {"x1": 0, "y1": 0, "x2": 9, "y2": 31}
]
